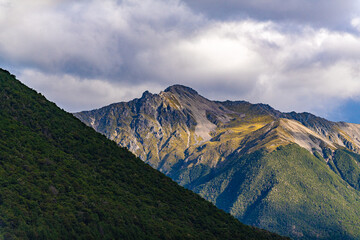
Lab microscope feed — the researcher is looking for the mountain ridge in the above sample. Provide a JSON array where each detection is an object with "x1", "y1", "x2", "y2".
[
  {"x1": 75, "y1": 84, "x2": 360, "y2": 239},
  {"x1": 75, "y1": 84, "x2": 360, "y2": 160}
]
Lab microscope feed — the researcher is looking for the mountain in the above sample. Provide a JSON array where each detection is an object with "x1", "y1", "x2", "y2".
[
  {"x1": 0, "y1": 69, "x2": 288, "y2": 239},
  {"x1": 76, "y1": 84, "x2": 360, "y2": 240}
]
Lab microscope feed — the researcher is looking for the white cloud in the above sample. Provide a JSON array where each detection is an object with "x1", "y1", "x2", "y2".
[
  {"x1": 351, "y1": 17, "x2": 360, "y2": 32},
  {"x1": 135, "y1": 20, "x2": 360, "y2": 115},
  {"x1": 19, "y1": 69, "x2": 164, "y2": 112},
  {"x1": 1, "y1": 0, "x2": 360, "y2": 119}
]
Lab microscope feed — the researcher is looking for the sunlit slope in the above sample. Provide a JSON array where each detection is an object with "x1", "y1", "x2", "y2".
[
  {"x1": 75, "y1": 87, "x2": 285, "y2": 173},
  {"x1": 0, "y1": 69, "x2": 289, "y2": 239},
  {"x1": 189, "y1": 144, "x2": 360, "y2": 239},
  {"x1": 77, "y1": 87, "x2": 360, "y2": 175}
]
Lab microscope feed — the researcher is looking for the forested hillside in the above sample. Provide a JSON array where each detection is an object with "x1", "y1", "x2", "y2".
[{"x1": 0, "y1": 69, "x2": 287, "y2": 239}]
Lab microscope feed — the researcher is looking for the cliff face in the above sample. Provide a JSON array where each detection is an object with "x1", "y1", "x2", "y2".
[{"x1": 75, "y1": 85, "x2": 233, "y2": 172}]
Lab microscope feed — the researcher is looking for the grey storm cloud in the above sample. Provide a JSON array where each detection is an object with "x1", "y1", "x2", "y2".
[
  {"x1": 1, "y1": 0, "x2": 360, "y2": 118},
  {"x1": 183, "y1": 0, "x2": 359, "y2": 29},
  {"x1": 0, "y1": 0, "x2": 203, "y2": 80}
]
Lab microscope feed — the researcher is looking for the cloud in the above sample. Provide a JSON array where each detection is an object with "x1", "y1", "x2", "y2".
[
  {"x1": 351, "y1": 18, "x2": 360, "y2": 32},
  {"x1": 135, "y1": 20, "x2": 360, "y2": 116},
  {"x1": 19, "y1": 69, "x2": 164, "y2": 112},
  {"x1": 182, "y1": 0, "x2": 359, "y2": 29},
  {"x1": 0, "y1": 0, "x2": 202, "y2": 79},
  {"x1": 1, "y1": 0, "x2": 360, "y2": 120}
]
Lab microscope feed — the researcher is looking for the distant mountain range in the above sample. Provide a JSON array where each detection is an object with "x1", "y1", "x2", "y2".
[
  {"x1": 0, "y1": 69, "x2": 288, "y2": 239},
  {"x1": 76, "y1": 84, "x2": 360, "y2": 240}
]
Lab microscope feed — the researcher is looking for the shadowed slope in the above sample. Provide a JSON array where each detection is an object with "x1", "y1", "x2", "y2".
[{"x1": 0, "y1": 69, "x2": 287, "y2": 239}]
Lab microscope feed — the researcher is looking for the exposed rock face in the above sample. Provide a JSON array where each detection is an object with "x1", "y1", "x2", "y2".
[
  {"x1": 75, "y1": 85, "x2": 233, "y2": 172},
  {"x1": 75, "y1": 85, "x2": 360, "y2": 240},
  {"x1": 75, "y1": 85, "x2": 360, "y2": 172}
]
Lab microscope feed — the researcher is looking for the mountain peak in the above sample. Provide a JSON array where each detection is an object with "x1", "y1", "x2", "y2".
[
  {"x1": 141, "y1": 90, "x2": 153, "y2": 99},
  {"x1": 164, "y1": 84, "x2": 198, "y2": 96},
  {"x1": 75, "y1": 81, "x2": 360, "y2": 240}
]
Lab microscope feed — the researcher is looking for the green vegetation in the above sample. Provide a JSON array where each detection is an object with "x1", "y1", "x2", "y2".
[
  {"x1": 182, "y1": 144, "x2": 360, "y2": 240},
  {"x1": 0, "y1": 68, "x2": 288, "y2": 239},
  {"x1": 333, "y1": 149, "x2": 360, "y2": 190}
]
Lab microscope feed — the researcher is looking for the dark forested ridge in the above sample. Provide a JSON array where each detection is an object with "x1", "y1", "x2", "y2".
[{"x1": 0, "y1": 68, "x2": 288, "y2": 239}]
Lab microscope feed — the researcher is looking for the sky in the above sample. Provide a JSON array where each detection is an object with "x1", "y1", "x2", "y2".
[{"x1": 1, "y1": 0, "x2": 360, "y2": 123}]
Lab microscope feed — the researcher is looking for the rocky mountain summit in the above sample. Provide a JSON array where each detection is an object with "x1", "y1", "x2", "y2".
[
  {"x1": 76, "y1": 85, "x2": 360, "y2": 171},
  {"x1": 76, "y1": 85, "x2": 360, "y2": 240},
  {"x1": 76, "y1": 85, "x2": 234, "y2": 171}
]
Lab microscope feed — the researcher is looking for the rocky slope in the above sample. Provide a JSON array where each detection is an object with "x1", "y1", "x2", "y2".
[{"x1": 76, "y1": 85, "x2": 360, "y2": 239}]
